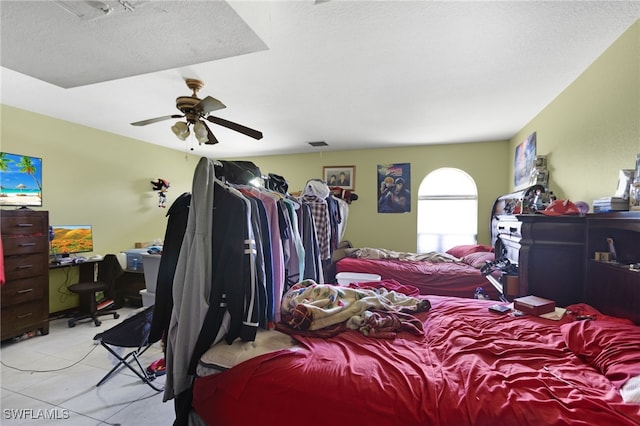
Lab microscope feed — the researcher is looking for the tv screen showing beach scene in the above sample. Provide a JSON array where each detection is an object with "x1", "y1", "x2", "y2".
[{"x1": 0, "y1": 152, "x2": 43, "y2": 207}]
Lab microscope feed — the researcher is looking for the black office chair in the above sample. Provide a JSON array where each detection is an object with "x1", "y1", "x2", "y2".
[{"x1": 68, "y1": 254, "x2": 122, "y2": 327}]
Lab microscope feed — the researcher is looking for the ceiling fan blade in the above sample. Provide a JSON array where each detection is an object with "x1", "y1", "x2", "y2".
[
  {"x1": 206, "y1": 116, "x2": 263, "y2": 140},
  {"x1": 202, "y1": 121, "x2": 219, "y2": 145},
  {"x1": 194, "y1": 96, "x2": 226, "y2": 115},
  {"x1": 131, "y1": 114, "x2": 183, "y2": 126}
]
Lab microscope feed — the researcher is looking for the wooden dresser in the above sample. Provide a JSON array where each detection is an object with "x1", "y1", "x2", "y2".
[
  {"x1": 494, "y1": 214, "x2": 586, "y2": 307},
  {"x1": 1, "y1": 209, "x2": 50, "y2": 340},
  {"x1": 584, "y1": 211, "x2": 640, "y2": 324}
]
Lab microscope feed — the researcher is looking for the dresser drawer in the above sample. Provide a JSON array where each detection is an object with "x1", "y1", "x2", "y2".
[
  {"x1": 2, "y1": 235, "x2": 48, "y2": 256},
  {"x1": 1, "y1": 300, "x2": 47, "y2": 337},
  {"x1": 1, "y1": 276, "x2": 47, "y2": 308},
  {"x1": 1, "y1": 214, "x2": 47, "y2": 237},
  {"x1": 496, "y1": 219, "x2": 522, "y2": 239},
  {"x1": 3, "y1": 253, "x2": 49, "y2": 281},
  {"x1": 497, "y1": 235, "x2": 521, "y2": 265}
]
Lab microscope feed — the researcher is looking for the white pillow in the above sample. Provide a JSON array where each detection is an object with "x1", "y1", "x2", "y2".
[
  {"x1": 621, "y1": 375, "x2": 640, "y2": 404},
  {"x1": 197, "y1": 329, "x2": 297, "y2": 375}
]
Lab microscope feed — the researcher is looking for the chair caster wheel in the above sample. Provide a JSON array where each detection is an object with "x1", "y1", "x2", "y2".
[
  {"x1": 68, "y1": 320, "x2": 76, "y2": 328},
  {"x1": 94, "y1": 320, "x2": 102, "y2": 327},
  {"x1": 114, "y1": 313, "x2": 120, "y2": 320}
]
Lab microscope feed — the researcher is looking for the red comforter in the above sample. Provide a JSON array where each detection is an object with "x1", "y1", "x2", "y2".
[
  {"x1": 193, "y1": 295, "x2": 640, "y2": 426},
  {"x1": 336, "y1": 256, "x2": 500, "y2": 299}
]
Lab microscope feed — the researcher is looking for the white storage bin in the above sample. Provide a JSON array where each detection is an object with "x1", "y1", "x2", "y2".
[
  {"x1": 141, "y1": 253, "x2": 161, "y2": 293},
  {"x1": 139, "y1": 289, "x2": 155, "y2": 307},
  {"x1": 336, "y1": 272, "x2": 381, "y2": 286},
  {"x1": 125, "y1": 248, "x2": 148, "y2": 271}
]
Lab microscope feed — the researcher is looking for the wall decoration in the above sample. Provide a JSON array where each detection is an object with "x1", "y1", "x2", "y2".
[
  {"x1": 530, "y1": 155, "x2": 549, "y2": 189},
  {"x1": 323, "y1": 165, "x2": 355, "y2": 190},
  {"x1": 514, "y1": 132, "x2": 537, "y2": 190},
  {"x1": 151, "y1": 178, "x2": 170, "y2": 208},
  {"x1": 377, "y1": 163, "x2": 411, "y2": 213}
]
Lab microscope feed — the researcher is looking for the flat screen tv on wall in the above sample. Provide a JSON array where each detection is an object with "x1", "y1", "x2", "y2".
[{"x1": 0, "y1": 152, "x2": 43, "y2": 208}]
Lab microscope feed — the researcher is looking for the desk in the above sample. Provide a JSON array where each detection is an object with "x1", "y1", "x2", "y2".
[
  {"x1": 49, "y1": 259, "x2": 100, "y2": 280},
  {"x1": 49, "y1": 260, "x2": 144, "y2": 311},
  {"x1": 117, "y1": 270, "x2": 145, "y2": 307}
]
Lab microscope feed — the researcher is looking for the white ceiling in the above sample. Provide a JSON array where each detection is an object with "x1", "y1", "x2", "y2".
[{"x1": 1, "y1": 1, "x2": 639, "y2": 159}]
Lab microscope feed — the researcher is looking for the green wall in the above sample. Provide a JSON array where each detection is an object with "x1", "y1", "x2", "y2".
[
  {"x1": 509, "y1": 20, "x2": 640, "y2": 201},
  {"x1": 1, "y1": 107, "x2": 201, "y2": 312},
  {"x1": 236, "y1": 141, "x2": 509, "y2": 252}
]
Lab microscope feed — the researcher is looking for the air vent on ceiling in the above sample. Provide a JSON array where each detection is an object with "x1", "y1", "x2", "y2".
[{"x1": 308, "y1": 141, "x2": 328, "y2": 147}]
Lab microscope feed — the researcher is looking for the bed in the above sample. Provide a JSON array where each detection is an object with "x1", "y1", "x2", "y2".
[
  {"x1": 190, "y1": 280, "x2": 640, "y2": 426},
  {"x1": 333, "y1": 244, "x2": 502, "y2": 299}
]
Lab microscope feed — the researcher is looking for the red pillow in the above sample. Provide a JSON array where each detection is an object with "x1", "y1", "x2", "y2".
[
  {"x1": 561, "y1": 320, "x2": 640, "y2": 389},
  {"x1": 445, "y1": 244, "x2": 493, "y2": 258},
  {"x1": 461, "y1": 251, "x2": 495, "y2": 268}
]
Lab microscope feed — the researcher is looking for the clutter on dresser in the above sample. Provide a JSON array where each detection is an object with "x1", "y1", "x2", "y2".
[
  {"x1": 593, "y1": 167, "x2": 637, "y2": 213},
  {"x1": 491, "y1": 184, "x2": 550, "y2": 217},
  {"x1": 593, "y1": 197, "x2": 629, "y2": 213},
  {"x1": 529, "y1": 155, "x2": 549, "y2": 189},
  {"x1": 615, "y1": 169, "x2": 635, "y2": 199},
  {"x1": 631, "y1": 156, "x2": 640, "y2": 211},
  {"x1": 513, "y1": 295, "x2": 556, "y2": 316}
]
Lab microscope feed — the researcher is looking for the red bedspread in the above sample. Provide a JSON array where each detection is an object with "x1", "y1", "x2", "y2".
[
  {"x1": 193, "y1": 296, "x2": 640, "y2": 426},
  {"x1": 336, "y1": 256, "x2": 500, "y2": 299}
]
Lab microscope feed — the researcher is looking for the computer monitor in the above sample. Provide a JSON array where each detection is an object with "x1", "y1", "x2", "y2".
[{"x1": 50, "y1": 225, "x2": 94, "y2": 257}]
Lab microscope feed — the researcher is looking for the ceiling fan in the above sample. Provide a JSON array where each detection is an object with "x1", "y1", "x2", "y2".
[{"x1": 131, "y1": 78, "x2": 263, "y2": 145}]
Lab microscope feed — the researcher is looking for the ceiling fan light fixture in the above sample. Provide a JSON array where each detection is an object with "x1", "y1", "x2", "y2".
[
  {"x1": 171, "y1": 121, "x2": 190, "y2": 141},
  {"x1": 193, "y1": 120, "x2": 209, "y2": 144},
  {"x1": 132, "y1": 79, "x2": 263, "y2": 146}
]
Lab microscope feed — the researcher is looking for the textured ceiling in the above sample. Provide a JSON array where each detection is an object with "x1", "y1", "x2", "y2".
[
  {"x1": 1, "y1": 1, "x2": 639, "y2": 158},
  {"x1": 1, "y1": 1, "x2": 267, "y2": 88}
]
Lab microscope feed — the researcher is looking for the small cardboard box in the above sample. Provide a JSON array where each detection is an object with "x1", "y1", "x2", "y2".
[{"x1": 513, "y1": 295, "x2": 555, "y2": 316}]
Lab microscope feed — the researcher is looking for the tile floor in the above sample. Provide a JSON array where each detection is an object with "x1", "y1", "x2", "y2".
[{"x1": 1, "y1": 308, "x2": 175, "y2": 425}]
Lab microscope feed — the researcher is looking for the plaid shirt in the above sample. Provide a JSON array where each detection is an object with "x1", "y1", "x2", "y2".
[{"x1": 302, "y1": 194, "x2": 332, "y2": 261}]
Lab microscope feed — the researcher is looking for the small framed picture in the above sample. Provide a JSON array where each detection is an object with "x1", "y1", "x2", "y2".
[
  {"x1": 635, "y1": 154, "x2": 640, "y2": 184},
  {"x1": 534, "y1": 155, "x2": 547, "y2": 169},
  {"x1": 323, "y1": 165, "x2": 355, "y2": 190}
]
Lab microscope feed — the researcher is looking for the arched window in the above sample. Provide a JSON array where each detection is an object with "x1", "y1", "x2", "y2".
[{"x1": 417, "y1": 168, "x2": 478, "y2": 253}]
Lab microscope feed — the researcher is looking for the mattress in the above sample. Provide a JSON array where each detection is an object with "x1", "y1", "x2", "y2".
[
  {"x1": 193, "y1": 294, "x2": 640, "y2": 426},
  {"x1": 336, "y1": 256, "x2": 500, "y2": 299}
]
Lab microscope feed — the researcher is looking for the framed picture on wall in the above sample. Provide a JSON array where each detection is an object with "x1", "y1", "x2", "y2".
[
  {"x1": 514, "y1": 132, "x2": 537, "y2": 190},
  {"x1": 323, "y1": 165, "x2": 355, "y2": 190}
]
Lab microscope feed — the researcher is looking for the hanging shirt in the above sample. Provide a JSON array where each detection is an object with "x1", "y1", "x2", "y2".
[
  {"x1": 302, "y1": 194, "x2": 332, "y2": 261},
  {"x1": 165, "y1": 157, "x2": 217, "y2": 402}
]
